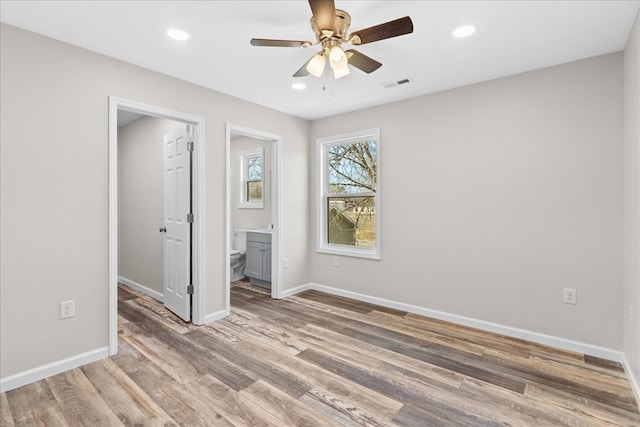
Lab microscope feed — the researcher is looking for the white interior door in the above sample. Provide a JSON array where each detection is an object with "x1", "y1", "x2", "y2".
[{"x1": 163, "y1": 125, "x2": 191, "y2": 321}]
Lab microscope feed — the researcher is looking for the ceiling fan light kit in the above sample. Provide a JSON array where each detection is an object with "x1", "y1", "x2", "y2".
[
  {"x1": 307, "y1": 53, "x2": 326, "y2": 77},
  {"x1": 250, "y1": 0, "x2": 413, "y2": 80},
  {"x1": 332, "y1": 62, "x2": 350, "y2": 79},
  {"x1": 328, "y1": 45, "x2": 350, "y2": 78},
  {"x1": 329, "y1": 45, "x2": 345, "y2": 63}
]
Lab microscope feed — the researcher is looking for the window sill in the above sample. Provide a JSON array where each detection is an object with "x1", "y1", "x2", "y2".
[
  {"x1": 317, "y1": 245, "x2": 380, "y2": 260},
  {"x1": 239, "y1": 203, "x2": 264, "y2": 209}
]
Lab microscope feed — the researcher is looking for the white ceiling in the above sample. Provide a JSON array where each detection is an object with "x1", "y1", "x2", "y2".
[{"x1": 1, "y1": 1, "x2": 638, "y2": 120}]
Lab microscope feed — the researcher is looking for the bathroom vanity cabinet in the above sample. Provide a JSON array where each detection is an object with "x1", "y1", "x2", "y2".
[{"x1": 245, "y1": 231, "x2": 271, "y2": 289}]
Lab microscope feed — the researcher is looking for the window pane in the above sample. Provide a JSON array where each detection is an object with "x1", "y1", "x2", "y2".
[
  {"x1": 247, "y1": 156, "x2": 262, "y2": 180},
  {"x1": 327, "y1": 196, "x2": 375, "y2": 248},
  {"x1": 247, "y1": 181, "x2": 262, "y2": 202},
  {"x1": 328, "y1": 140, "x2": 376, "y2": 194}
]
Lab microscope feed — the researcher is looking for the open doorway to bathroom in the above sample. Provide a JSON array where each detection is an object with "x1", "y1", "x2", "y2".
[{"x1": 225, "y1": 124, "x2": 282, "y2": 314}]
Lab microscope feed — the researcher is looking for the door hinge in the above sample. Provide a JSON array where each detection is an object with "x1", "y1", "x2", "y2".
[
  {"x1": 187, "y1": 213, "x2": 194, "y2": 223},
  {"x1": 187, "y1": 141, "x2": 194, "y2": 151},
  {"x1": 187, "y1": 285, "x2": 194, "y2": 294}
]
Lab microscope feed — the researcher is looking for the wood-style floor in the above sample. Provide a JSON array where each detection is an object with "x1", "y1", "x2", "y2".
[{"x1": 2, "y1": 282, "x2": 639, "y2": 426}]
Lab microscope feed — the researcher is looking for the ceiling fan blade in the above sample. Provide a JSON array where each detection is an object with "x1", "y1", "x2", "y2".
[
  {"x1": 250, "y1": 38, "x2": 312, "y2": 48},
  {"x1": 293, "y1": 56, "x2": 314, "y2": 77},
  {"x1": 309, "y1": 0, "x2": 336, "y2": 35},
  {"x1": 345, "y1": 49, "x2": 382, "y2": 74},
  {"x1": 348, "y1": 16, "x2": 413, "y2": 45}
]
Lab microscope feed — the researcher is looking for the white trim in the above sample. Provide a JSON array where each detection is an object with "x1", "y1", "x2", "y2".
[
  {"x1": 225, "y1": 125, "x2": 232, "y2": 316},
  {"x1": 203, "y1": 309, "x2": 228, "y2": 325},
  {"x1": 193, "y1": 117, "x2": 206, "y2": 326},
  {"x1": 271, "y1": 131, "x2": 283, "y2": 299},
  {"x1": 118, "y1": 276, "x2": 163, "y2": 302},
  {"x1": 315, "y1": 128, "x2": 381, "y2": 260},
  {"x1": 225, "y1": 123, "x2": 283, "y2": 315},
  {"x1": 108, "y1": 96, "x2": 206, "y2": 357},
  {"x1": 298, "y1": 282, "x2": 623, "y2": 362},
  {"x1": 621, "y1": 352, "x2": 640, "y2": 408},
  {"x1": 280, "y1": 283, "x2": 312, "y2": 298},
  {"x1": 316, "y1": 244, "x2": 380, "y2": 260},
  {"x1": 108, "y1": 98, "x2": 118, "y2": 356},
  {"x1": 0, "y1": 347, "x2": 109, "y2": 393}
]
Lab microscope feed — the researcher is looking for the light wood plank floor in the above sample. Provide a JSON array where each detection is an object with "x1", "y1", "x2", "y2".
[{"x1": 2, "y1": 282, "x2": 639, "y2": 426}]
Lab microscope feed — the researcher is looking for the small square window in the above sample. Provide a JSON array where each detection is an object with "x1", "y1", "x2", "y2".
[{"x1": 239, "y1": 148, "x2": 264, "y2": 208}]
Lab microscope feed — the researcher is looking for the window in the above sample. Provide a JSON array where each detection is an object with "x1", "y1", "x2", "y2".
[
  {"x1": 239, "y1": 148, "x2": 263, "y2": 208},
  {"x1": 317, "y1": 128, "x2": 380, "y2": 259}
]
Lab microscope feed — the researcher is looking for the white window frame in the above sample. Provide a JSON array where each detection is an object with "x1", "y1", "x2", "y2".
[
  {"x1": 316, "y1": 128, "x2": 380, "y2": 260},
  {"x1": 239, "y1": 147, "x2": 264, "y2": 209}
]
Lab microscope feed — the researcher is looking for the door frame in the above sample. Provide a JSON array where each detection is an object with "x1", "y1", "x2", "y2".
[
  {"x1": 225, "y1": 123, "x2": 282, "y2": 313},
  {"x1": 108, "y1": 96, "x2": 206, "y2": 356}
]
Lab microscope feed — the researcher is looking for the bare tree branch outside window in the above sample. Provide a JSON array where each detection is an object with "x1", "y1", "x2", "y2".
[
  {"x1": 327, "y1": 140, "x2": 377, "y2": 248},
  {"x1": 246, "y1": 155, "x2": 262, "y2": 202}
]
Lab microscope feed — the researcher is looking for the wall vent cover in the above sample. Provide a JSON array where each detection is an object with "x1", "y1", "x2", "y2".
[{"x1": 382, "y1": 77, "x2": 414, "y2": 88}]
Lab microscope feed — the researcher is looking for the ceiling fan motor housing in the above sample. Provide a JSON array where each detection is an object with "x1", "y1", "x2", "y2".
[{"x1": 311, "y1": 9, "x2": 351, "y2": 43}]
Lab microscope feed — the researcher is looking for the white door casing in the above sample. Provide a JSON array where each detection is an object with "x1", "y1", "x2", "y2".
[
  {"x1": 163, "y1": 125, "x2": 192, "y2": 321},
  {"x1": 225, "y1": 123, "x2": 282, "y2": 315},
  {"x1": 109, "y1": 96, "x2": 206, "y2": 356}
]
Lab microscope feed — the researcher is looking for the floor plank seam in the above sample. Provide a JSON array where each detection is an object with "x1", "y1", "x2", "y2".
[{"x1": 2, "y1": 283, "x2": 638, "y2": 427}]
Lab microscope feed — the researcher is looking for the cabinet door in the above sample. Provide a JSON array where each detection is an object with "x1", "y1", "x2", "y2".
[
  {"x1": 245, "y1": 241, "x2": 263, "y2": 279},
  {"x1": 262, "y1": 243, "x2": 272, "y2": 281}
]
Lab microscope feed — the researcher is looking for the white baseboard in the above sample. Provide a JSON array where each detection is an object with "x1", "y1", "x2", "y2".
[
  {"x1": 118, "y1": 276, "x2": 163, "y2": 302},
  {"x1": 203, "y1": 309, "x2": 227, "y2": 325},
  {"x1": 280, "y1": 283, "x2": 312, "y2": 298},
  {"x1": 298, "y1": 282, "x2": 622, "y2": 362},
  {"x1": 0, "y1": 347, "x2": 109, "y2": 393},
  {"x1": 621, "y1": 353, "x2": 640, "y2": 408}
]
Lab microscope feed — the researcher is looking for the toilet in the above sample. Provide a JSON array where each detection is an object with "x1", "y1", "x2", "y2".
[{"x1": 230, "y1": 230, "x2": 247, "y2": 282}]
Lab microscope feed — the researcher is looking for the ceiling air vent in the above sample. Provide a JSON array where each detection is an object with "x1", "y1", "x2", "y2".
[{"x1": 382, "y1": 77, "x2": 414, "y2": 88}]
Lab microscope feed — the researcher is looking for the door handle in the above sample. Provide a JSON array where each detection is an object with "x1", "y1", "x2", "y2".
[{"x1": 159, "y1": 226, "x2": 167, "y2": 233}]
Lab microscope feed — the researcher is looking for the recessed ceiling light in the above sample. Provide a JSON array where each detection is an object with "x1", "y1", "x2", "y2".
[
  {"x1": 453, "y1": 25, "x2": 475, "y2": 38},
  {"x1": 291, "y1": 83, "x2": 306, "y2": 90},
  {"x1": 167, "y1": 28, "x2": 189, "y2": 41}
]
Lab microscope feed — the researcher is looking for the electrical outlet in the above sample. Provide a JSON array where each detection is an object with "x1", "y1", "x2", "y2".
[
  {"x1": 60, "y1": 300, "x2": 75, "y2": 319},
  {"x1": 563, "y1": 288, "x2": 577, "y2": 305},
  {"x1": 333, "y1": 256, "x2": 340, "y2": 267},
  {"x1": 282, "y1": 258, "x2": 288, "y2": 269}
]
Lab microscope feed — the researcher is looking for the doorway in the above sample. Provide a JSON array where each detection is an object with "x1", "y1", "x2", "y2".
[
  {"x1": 117, "y1": 115, "x2": 186, "y2": 306},
  {"x1": 225, "y1": 124, "x2": 282, "y2": 314},
  {"x1": 108, "y1": 96, "x2": 206, "y2": 356}
]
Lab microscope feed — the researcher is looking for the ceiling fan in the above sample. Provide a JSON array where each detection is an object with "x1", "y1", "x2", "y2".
[{"x1": 250, "y1": 0, "x2": 414, "y2": 79}]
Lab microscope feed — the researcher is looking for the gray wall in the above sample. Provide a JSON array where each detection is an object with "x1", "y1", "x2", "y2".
[
  {"x1": 0, "y1": 23, "x2": 310, "y2": 378},
  {"x1": 623, "y1": 10, "x2": 640, "y2": 392},
  {"x1": 118, "y1": 116, "x2": 184, "y2": 296},
  {"x1": 310, "y1": 53, "x2": 624, "y2": 350},
  {"x1": 231, "y1": 135, "x2": 272, "y2": 232},
  {"x1": 1, "y1": 18, "x2": 636, "y2": 391}
]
